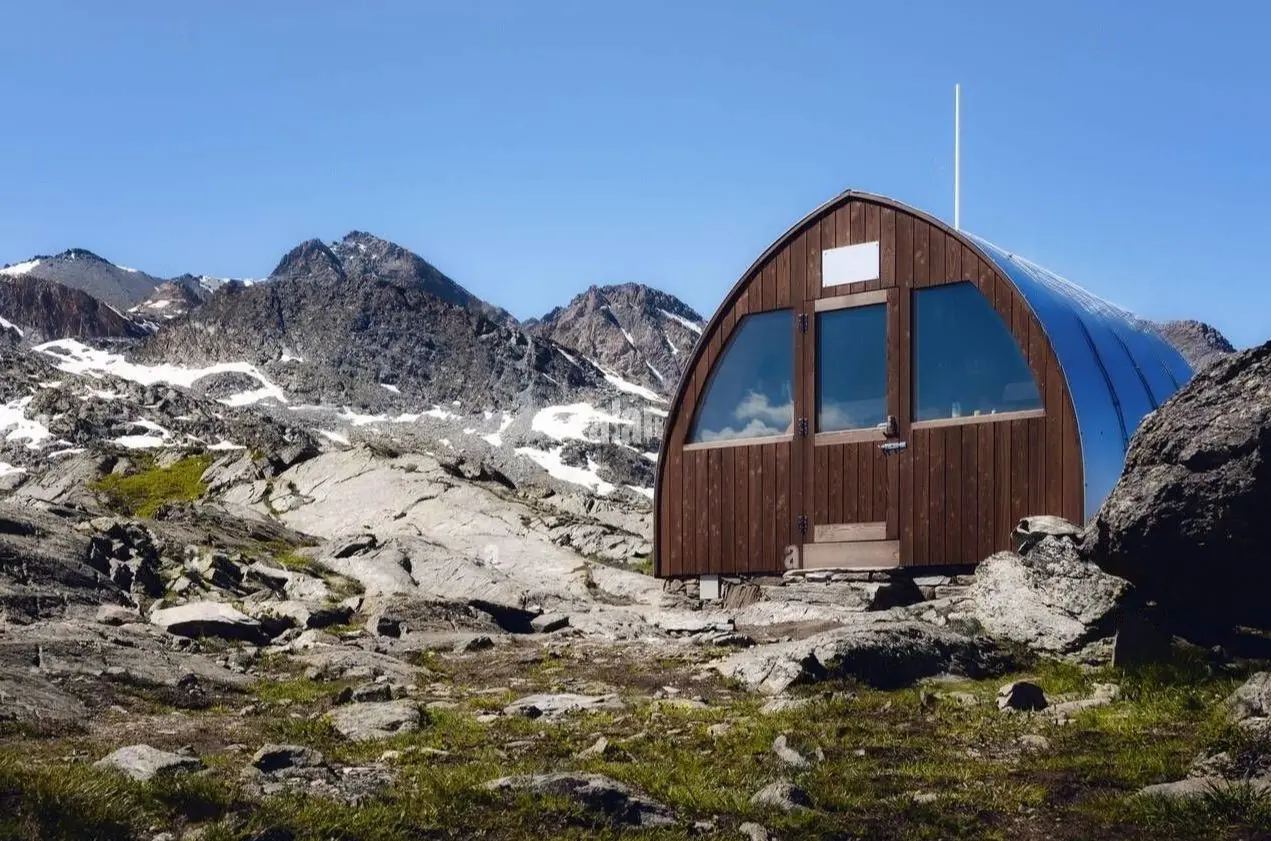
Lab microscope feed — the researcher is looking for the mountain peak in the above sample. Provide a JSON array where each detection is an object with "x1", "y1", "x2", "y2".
[
  {"x1": 53, "y1": 248, "x2": 111, "y2": 264},
  {"x1": 270, "y1": 239, "x2": 346, "y2": 283},
  {"x1": 530, "y1": 282, "x2": 704, "y2": 394}
]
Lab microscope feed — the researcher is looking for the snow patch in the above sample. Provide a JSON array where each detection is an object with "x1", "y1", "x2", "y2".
[
  {"x1": 515, "y1": 446, "x2": 615, "y2": 495},
  {"x1": 643, "y1": 451, "x2": 659, "y2": 463},
  {"x1": 0, "y1": 462, "x2": 26, "y2": 477},
  {"x1": 112, "y1": 434, "x2": 168, "y2": 449},
  {"x1": 0, "y1": 259, "x2": 40, "y2": 277},
  {"x1": 531, "y1": 403, "x2": 631, "y2": 442},
  {"x1": 35, "y1": 339, "x2": 288, "y2": 405},
  {"x1": 663, "y1": 332, "x2": 679, "y2": 356},
  {"x1": 318, "y1": 429, "x2": 350, "y2": 445},
  {"x1": 0, "y1": 315, "x2": 24, "y2": 337},
  {"x1": 0, "y1": 398, "x2": 52, "y2": 449},
  {"x1": 619, "y1": 326, "x2": 636, "y2": 347},
  {"x1": 482, "y1": 413, "x2": 514, "y2": 447},
  {"x1": 645, "y1": 361, "x2": 665, "y2": 383},
  {"x1": 280, "y1": 349, "x2": 304, "y2": 364},
  {"x1": 207, "y1": 440, "x2": 244, "y2": 451},
  {"x1": 591, "y1": 360, "x2": 665, "y2": 403},
  {"x1": 660, "y1": 308, "x2": 703, "y2": 334},
  {"x1": 380, "y1": 383, "x2": 401, "y2": 394},
  {"x1": 626, "y1": 485, "x2": 654, "y2": 499}
]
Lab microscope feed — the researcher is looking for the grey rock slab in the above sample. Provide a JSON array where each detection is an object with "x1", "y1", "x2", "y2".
[
  {"x1": 484, "y1": 772, "x2": 676, "y2": 828},
  {"x1": 94, "y1": 744, "x2": 203, "y2": 782},
  {"x1": 1138, "y1": 776, "x2": 1271, "y2": 799},
  {"x1": 326, "y1": 701, "x2": 422, "y2": 741},
  {"x1": 712, "y1": 620, "x2": 1011, "y2": 695},
  {"x1": 530, "y1": 613, "x2": 570, "y2": 633},
  {"x1": 150, "y1": 602, "x2": 264, "y2": 642},
  {"x1": 0, "y1": 666, "x2": 88, "y2": 723},
  {"x1": 503, "y1": 693, "x2": 626, "y2": 720},
  {"x1": 968, "y1": 538, "x2": 1129, "y2": 655},
  {"x1": 750, "y1": 780, "x2": 813, "y2": 812}
]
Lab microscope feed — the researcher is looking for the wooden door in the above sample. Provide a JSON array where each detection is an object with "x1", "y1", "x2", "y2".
[{"x1": 797, "y1": 289, "x2": 904, "y2": 569}]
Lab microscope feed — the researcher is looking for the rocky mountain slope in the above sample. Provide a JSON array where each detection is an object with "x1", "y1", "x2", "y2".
[
  {"x1": 527, "y1": 283, "x2": 704, "y2": 394},
  {"x1": 0, "y1": 248, "x2": 162, "y2": 309},
  {"x1": 0, "y1": 274, "x2": 148, "y2": 344}
]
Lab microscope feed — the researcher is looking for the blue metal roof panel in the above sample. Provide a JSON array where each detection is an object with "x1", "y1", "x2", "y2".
[{"x1": 965, "y1": 234, "x2": 1194, "y2": 519}]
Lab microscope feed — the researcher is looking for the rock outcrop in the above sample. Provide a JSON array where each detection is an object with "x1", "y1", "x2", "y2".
[
  {"x1": 969, "y1": 531, "x2": 1129, "y2": 654},
  {"x1": 1084, "y1": 341, "x2": 1271, "y2": 633}
]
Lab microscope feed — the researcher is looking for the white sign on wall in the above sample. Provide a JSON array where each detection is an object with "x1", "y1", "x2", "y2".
[{"x1": 822, "y1": 240, "x2": 880, "y2": 287}]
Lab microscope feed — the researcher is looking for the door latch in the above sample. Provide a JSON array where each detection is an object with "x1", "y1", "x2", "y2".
[
  {"x1": 879, "y1": 441, "x2": 908, "y2": 453},
  {"x1": 797, "y1": 418, "x2": 808, "y2": 437}
]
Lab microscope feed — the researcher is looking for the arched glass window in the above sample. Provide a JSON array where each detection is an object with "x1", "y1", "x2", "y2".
[
  {"x1": 688, "y1": 309, "x2": 794, "y2": 444},
  {"x1": 913, "y1": 282, "x2": 1042, "y2": 422}
]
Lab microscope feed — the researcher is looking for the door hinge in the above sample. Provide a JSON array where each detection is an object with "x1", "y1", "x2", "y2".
[
  {"x1": 797, "y1": 417, "x2": 808, "y2": 437},
  {"x1": 798, "y1": 312, "x2": 808, "y2": 333},
  {"x1": 797, "y1": 514, "x2": 808, "y2": 536}
]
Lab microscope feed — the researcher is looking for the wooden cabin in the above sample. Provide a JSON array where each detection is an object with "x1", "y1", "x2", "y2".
[{"x1": 653, "y1": 190, "x2": 1192, "y2": 580}]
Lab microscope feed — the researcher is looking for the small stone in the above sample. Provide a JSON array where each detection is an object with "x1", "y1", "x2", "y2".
[
  {"x1": 1018, "y1": 734, "x2": 1051, "y2": 752},
  {"x1": 453, "y1": 635, "x2": 495, "y2": 653},
  {"x1": 577, "y1": 737, "x2": 610, "y2": 759},
  {"x1": 251, "y1": 744, "x2": 325, "y2": 773},
  {"x1": 935, "y1": 691, "x2": 979, "y2": 708},
  {"x1": 911, "y1": 791, "x2": 938, "y2": 804},
  {"x1": 738, "y1": 823, "x2": 770, "y2": 841},
  {"x1": 707, "y1": 723, "x2": 732, "y2": 737},
  {"x1": 326, "y1": 701, "x2": 422, "y2": 742},
  {"x1": 484, "y1": 772, "x2": 675, "y2": 827},
  {"x1": 96, "y1": 604, "x2": 140, "y2": 626},
  {"x1": 772, "y1": 734, "x2": 812, "y2": 769},
  {"x1": 998, "y1": 681, "x2": 1047, "y2": 712},
  {"x1": 750, "y1": 780, "x2": 813, "y2": 812}
]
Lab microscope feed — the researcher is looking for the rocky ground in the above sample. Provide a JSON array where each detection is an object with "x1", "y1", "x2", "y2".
[{"x1": 4, "y1": 436, "x2": 1271, "y2": 840}]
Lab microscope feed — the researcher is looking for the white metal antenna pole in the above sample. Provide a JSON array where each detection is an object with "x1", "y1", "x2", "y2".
[{"x1": 954, "y1": 83, "x2": 961, "y2": 231}]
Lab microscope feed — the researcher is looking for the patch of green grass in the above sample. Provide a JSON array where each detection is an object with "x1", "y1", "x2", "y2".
[
  {"x1": 89, "y1": 454, "x2": 214, "y2": 518},
  {"x1": 0, "y1": 751, "x2": 237, "y2": 841}
]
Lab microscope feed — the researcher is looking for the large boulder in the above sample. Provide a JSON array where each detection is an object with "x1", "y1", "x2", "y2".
[
  {"x1": 1084, "y1": 342, "x2": 1271, "y2": 633},
  {"x1": 150, "y1": 601, "x2": 265, "y2": 642},
  {"x1": 969, "y1": 533, "x2": 1130, "y2": 654},
  {"x1": 711, "y1": 619, "x2": 1012, "y2": 695}
]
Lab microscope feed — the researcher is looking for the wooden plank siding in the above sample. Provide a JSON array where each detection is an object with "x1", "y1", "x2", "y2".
[{"x1": 654, "y1": 194, "x2": 1084, "y2": 576}]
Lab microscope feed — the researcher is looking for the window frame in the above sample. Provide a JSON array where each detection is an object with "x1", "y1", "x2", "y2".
[
  {"x1": 810, "y1": 289, "x2": 892, "y2": 446},
  {"x1": 682, "y1": 307, "x2": 797, "y2": 452},
  {"x1": 909, "y1": 281, "x2": 1046, "y2": 429}
]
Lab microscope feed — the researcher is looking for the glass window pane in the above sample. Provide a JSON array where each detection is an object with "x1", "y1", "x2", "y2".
[
  {"x1": 816, "y1": 304, "x2": 888, "y2": 432},
  {"x1": 913, "y1": 282, "x2": 1042, "y2": 421},
  {"x1": 688, "y1": 309, "x2": 794, "y2": 444}
]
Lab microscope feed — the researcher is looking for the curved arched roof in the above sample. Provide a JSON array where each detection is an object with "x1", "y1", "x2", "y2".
[
  {"x1": 965, "y1": 234, "x2": 1193, "y2": 517},
  {"x1": 660, "y1": 189, "x2": 1194, "y2": 524}
]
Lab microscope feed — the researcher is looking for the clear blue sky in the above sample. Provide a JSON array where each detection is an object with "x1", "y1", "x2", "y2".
[{"x1": 2, "y1": 1, "x2": 1267, "y2": 348}]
